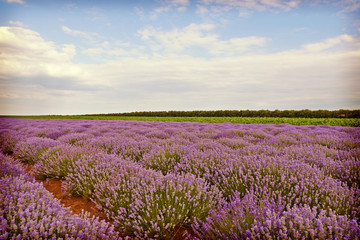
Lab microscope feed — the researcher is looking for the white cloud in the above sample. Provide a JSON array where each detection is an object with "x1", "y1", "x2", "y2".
[
  {"x1": 0, "y1": 26, "x2": 89, "y2": 83},
  {"x1": 9, "y1": 20, "x2": 28, "y2": 28},
  {"x1": 210, "y1": 36, "x2": 268, "y2": 55},
  {"x1": 78, "y1": 34, "x2": 359, "y2": 110},
  {"x1": 198, "y1": 0, "x2": 360, "y2": 14},
  {"x1": 1, "y1": 26, "x2": 359, "y2": 114},
  {"x1": 6, "y1": 0, "x2": 25, "y2": 4},
  {"x1": 81, "y1": 41, "x2": 359, "y2": 111},
  {"x1": 154, "y1": 0, "x2": 354, "y2": 17},
  {"x1": 152, "y1": 0, "x2": 190, "y2": 18},
  {"x1": 82, "y1": 39, "x2": 139, "y2": 59},
  {"x1": 62, "y1": 26, "x2": 102, "y2": 43},
  {"x1": 160, "y1": 0, "x2": 190, "y2": 9},
  {"x1": 139, "y1": 23, "x2": 216, "y2": 51},
  {"x1": 139, "y1": 23, "x2": 268, "y2": 55},
  {"x1": 303, "y1": 34, "x2": 356, "y2": 52},
  {"x1": 82, "y1": 47, "x2": 105, "y2": 56},
  {"x1": 82, "y1": 47, "x2": 142, "y2": 58},
  {"x1": 62, "y1": 44, "x2": 76, "y2": 59},
  {"x1": 196, "y1": 4, "x2": 209, "y2": 14},
  {"x1": 154, "y1": 6, "x2": 171, "y2": 14},
  {"x1": 198, "y1": 0, "x2": 360, "y2": 16},
  {"x1": 199, "y1": 0, "x2": 301, "y2": 13}
]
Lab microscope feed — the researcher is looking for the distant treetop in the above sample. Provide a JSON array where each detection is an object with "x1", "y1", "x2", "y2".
[{"x1": 94, "y1": 109, "x2": 360, "y2": 118}]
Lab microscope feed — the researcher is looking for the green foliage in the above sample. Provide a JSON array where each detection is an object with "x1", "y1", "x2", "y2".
[
  {"x1": 84, "y1": 109, "x2": 360, "y2": 118},
  {"x1": 144, "y1": 149, "x2": 183, "y2": 175},
  {"x1": 3, "y1": 115, "x2": 360, "y2": 126}
]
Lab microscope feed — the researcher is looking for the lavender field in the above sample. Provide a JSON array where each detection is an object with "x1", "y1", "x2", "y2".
[{"x1": 1, "y1": 118, "x2": 360, "y2": 239}]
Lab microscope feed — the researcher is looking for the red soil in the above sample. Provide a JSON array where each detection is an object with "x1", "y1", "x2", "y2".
[{"x1": 42, "y1": 178, "x2": 110, "y2": 221}]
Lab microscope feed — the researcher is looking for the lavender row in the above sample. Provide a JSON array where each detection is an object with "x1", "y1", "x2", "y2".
[
  {"x1": 0, "y1": 153, "x2": 121, "y2": 239},
  {"x1": 4, "y1": 117, "x2": 358, "y2": 189},
  {"x1": 25, "y1": 144, "x2": 360, "y2": 238},
  {"x1": 1, "y1": 118, "x2": 360, "y2": 239},
  {"x1": 193, "y1": 193, "x2": 360, "y2": 239},
  {"x1": 0, "y1": 127, "x2": 223, "y2": 238},
  {"x1": 40, "y1": 149, "x2": 222, "y2": 238}
]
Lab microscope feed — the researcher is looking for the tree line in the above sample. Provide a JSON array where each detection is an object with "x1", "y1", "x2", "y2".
[{"x1": 93, "y1": 109, "x2": 360, "y2": 118}]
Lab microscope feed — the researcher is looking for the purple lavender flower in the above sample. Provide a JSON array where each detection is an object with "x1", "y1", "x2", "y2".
[
  {"x1": 1, "y1": 117, "x2": 359, "y2": 239},
  {"x1": 13, "y1": 137, "x2": 59, "y2": 164},
  {"x1": 0, "y1": 152, "x2": 27, "y2": 179},
  {"x1": 0, "y1": 172, "x2": 120, "y2": 239}
]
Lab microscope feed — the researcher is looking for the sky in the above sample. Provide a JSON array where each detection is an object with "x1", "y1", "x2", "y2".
[{"x1": 0, "y1": 0, "x2": 359, "y2": 115}]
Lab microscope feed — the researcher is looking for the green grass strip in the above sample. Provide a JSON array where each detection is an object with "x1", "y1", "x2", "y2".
[{"x1": 2, "y1": 115, "x2": 359, "y2": 127}]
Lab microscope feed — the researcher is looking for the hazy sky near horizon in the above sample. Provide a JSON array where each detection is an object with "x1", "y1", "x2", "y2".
[{"x1": 0, "y1": 0, "x2": 359, "y2": 115}]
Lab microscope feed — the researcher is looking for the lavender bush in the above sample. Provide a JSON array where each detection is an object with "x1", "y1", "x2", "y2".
[
  {"x1": 0, "y1": 129, "x2": 26, "y2": 154},
  {"x1": 57, "y1": 132, "x2": 93, "y2": 146},
  {"x1": 62, "y1": 150, "x2": 222, "y2": 239},
  {"x1": 213, "y1": 155, "x2": 360, "y2": 219},
  {"x1": 0, "y1": 175, "x2": 120, "y2": 239},
  {"x1": 141, "y1": 144, "x2": 191, "y2": 175},
  {"x1": 13, "y1": 137, "x2": 59, "y2": 164},
  {"x1": 0, "y1": 153, "x2": 120, "y2": 239},
  {"x1": 32, "y1": 144, "x2": 97, "y2": 180},
  {"x1": 1, "y1": 117, "x2": 359, "y2": 239},
  {"x1": 63, "y1": 153, "x2": 147, "y2": 197},
  {"x1": 0, "y1": 152, "x2": 26, "y2": 178},
  {"x1": 193, "y1": 193, "x2": 360, "y2": 239},
  {"x1": 126, "y1": 173, "x2": 222, "y2": 239},
  {"x1": 96, "y1": 172, "x2": 222, "y2": 239}
]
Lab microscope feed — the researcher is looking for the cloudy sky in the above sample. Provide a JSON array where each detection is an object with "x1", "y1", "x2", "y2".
[{"x1": 0, "y1": 0, "x2": 359, "y2": 115}]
